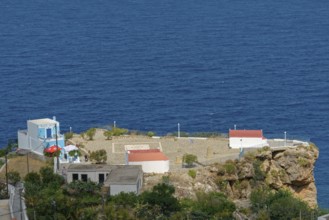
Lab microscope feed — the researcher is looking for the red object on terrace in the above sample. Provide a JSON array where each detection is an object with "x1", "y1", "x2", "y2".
[
  {"x1": 229, "y1": 130, "x2": 264, "y2": 138},
  {"x1": 44, "y1": 145, "x2": 62, "y2": 153}
]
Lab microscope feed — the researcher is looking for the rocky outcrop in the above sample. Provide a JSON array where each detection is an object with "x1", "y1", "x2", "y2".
[{"x1": 144, "y1": 144, "x2": 319, "y2": 209}]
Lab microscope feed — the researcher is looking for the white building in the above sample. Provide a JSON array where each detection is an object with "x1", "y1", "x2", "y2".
[
  {"x1": 66, "y1": 164, "x2": 143, "y2": 196},
  {"x1": 126, "y1": 149, "x2": 169, "y2": 173},
  {"x1": 17, "y1": 117, "x2": 65, "y2": 155},
  {"x1": 229, "y1": 129, "x2": 268, "y2": 149}
]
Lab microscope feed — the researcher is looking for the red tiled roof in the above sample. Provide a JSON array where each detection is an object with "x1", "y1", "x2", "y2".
[
  {"x1": 229, "y1": 130, "x2": 264, "y2": 138},
  {"x1": 128, "y1": 152, "x2": 169, "y2": 162},
  {"x1": 128, "y1": 149, "x2": 160, "y2": 154}
]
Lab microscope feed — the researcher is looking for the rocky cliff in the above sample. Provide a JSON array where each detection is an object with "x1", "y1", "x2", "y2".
[{"x1": 144, "y1": 144, "x2": 319, "y2": 209}]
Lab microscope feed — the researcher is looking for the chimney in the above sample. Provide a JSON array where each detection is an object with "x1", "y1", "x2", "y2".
[{"x1": 53, "y1": 116, "x2": 56, "y2": 121}]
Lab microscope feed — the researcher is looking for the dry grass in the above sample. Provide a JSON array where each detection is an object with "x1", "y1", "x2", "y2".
[{"x1": 0, "y1": 155, "x2": 47, "y2": 181}]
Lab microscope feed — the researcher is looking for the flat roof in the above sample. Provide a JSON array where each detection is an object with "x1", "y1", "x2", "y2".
[
  {"x1": 28, "y1": 118, "x2": 58, "y2": 125},
  {"x1": 67, "y1": 164, "x2": 112, "y2": 172},
  {"x1": 107, "y1": 165, "x2": 142, "y2": 185}
]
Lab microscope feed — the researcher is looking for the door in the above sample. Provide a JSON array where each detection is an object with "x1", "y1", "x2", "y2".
[{"x1": 99, "y1": 174, "x2": 105, "y2": 184}]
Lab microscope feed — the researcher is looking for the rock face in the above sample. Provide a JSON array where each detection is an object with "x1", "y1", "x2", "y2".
[{"x1": 144, "y1": 144, "x2": 319, "y2": 208}]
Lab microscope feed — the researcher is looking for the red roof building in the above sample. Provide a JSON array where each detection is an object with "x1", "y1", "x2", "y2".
[
  {"x1": 126, "y1": 149, "x2": 169, "y2": 173},
  {"x1": 128, "y1": 152, "x2": 169, "y2": 162},
  {"x1": 229, "y1": 129, "x2": 268, "y2": 149}
]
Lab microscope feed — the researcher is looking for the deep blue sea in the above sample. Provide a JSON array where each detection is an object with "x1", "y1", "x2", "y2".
[{"x1": 0, "y1": 0, "x2": 328, "y2": 208}]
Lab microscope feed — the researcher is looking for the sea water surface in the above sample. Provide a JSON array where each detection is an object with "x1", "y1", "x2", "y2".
[{"x1": 0, "y1": 0, "x2": 328, "y2": 208}]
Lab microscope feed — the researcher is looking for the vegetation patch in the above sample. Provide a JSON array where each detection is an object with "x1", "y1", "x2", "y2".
[
  {"x1": 224, "y1": 161, "x2": 236, "y2": 175},
  {"x1": 298, "y1": 157, "x2": 311, "y2": 167},
  {"x1": 89, "y1": 149, "x2": 107, "y2": 164},
  {"x1": 188, "y1": 169, "x2": 197, "y2": 179}
]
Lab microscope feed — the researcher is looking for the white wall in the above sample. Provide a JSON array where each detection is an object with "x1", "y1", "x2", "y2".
[
  {"x1": 27, "y1": 121, "x2": 39, "y2": 140},
  {"x1": 129, "y1": 160, "x2": 169, "y2": 173},
  {"x1": 18, "y1": 131, "x2": 29, "y2": 149},
  {"x1": 110, "y1": 184, "x2": 137, "y2": 196},
  {"x1": 229, "y1": 137, "x2": 268, "y2": 149}
]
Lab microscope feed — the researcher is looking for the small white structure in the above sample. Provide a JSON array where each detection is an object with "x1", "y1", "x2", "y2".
[
  {"x1": 18, "y1": 117, "x2": 65, "y2": 155},
  {"x1": 62, "y1": 145, "x2": 80, "y2": 163},
  {"x1": 126, "y1": 149, "x2": 169, "y2": 173},
  {"x1": 229, "y1": 129, "x2": 268, "y2": 149}
]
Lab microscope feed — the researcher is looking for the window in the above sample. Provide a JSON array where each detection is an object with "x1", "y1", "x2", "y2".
[
  {"x1": 72, "y1": 173, "x2": 79, "y2": 181},
  {"x1": 99, "y1": 174, "x2": 105, "y2": 183},
  {"x1": 81, "y1": 174, "x2": 88, "y2": 182}
]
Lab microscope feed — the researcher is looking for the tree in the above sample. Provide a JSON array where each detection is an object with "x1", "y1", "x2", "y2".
[
  {"x1": 251, "y1": 189, "x2": 315, "y2": 220},
  {"x1": 89, "y1": 149, "x2": 107, "y2": 164},
  {"x1": 85, "y1": 128, "x2": 96, "y2": 140},
  {"x1": 39, "y1": 166, "x2": 64, "y2": 188},
  {"x1": 140, "y1": 183, "x2": 180, "y2": 216},
  {"x1": 103, "y1": 130, "x2": 113, "y2": 140},
  {"x1": 183, "y1": 154, "x2": 198, "y2": 167}
]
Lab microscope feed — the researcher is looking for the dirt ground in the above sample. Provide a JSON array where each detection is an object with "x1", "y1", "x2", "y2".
[
  {"x1": 0, "y1": 155, "x2": 48, "y2": 180},
  {"x1": 69, "y1": 129, "x2": 240, "y2": 170}
]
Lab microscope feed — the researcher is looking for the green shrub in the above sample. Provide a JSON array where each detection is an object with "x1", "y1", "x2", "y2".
[
  {"x1": 103, "y1": 130, "x2": 112, "y2": 140},
  {"x1": 224, "y1": 161, "x2": 236, "y2": 175},
  {"x1": 68, "y1": 150, "x2": 82, "y2": 157},
  {"x1": 147, "y1": 131, "x2": 155, "y2": 137},
  {"x1": 188, "y1": 169, "x2": 197, "y2": 179},
  {"x1": 89, "y1": 149, "x2": 107, "y2": 164},
  {"x1": 85, "y1": 128, "x2": 96, "y2": 140},
  {"x1": 111, "y1": 127, "x2": 128, "y2": 136}
]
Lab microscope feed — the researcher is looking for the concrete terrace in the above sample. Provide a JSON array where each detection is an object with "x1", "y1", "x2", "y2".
[{"x1": 70, "y1": 129, "x2": 241, "y2": 169}]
